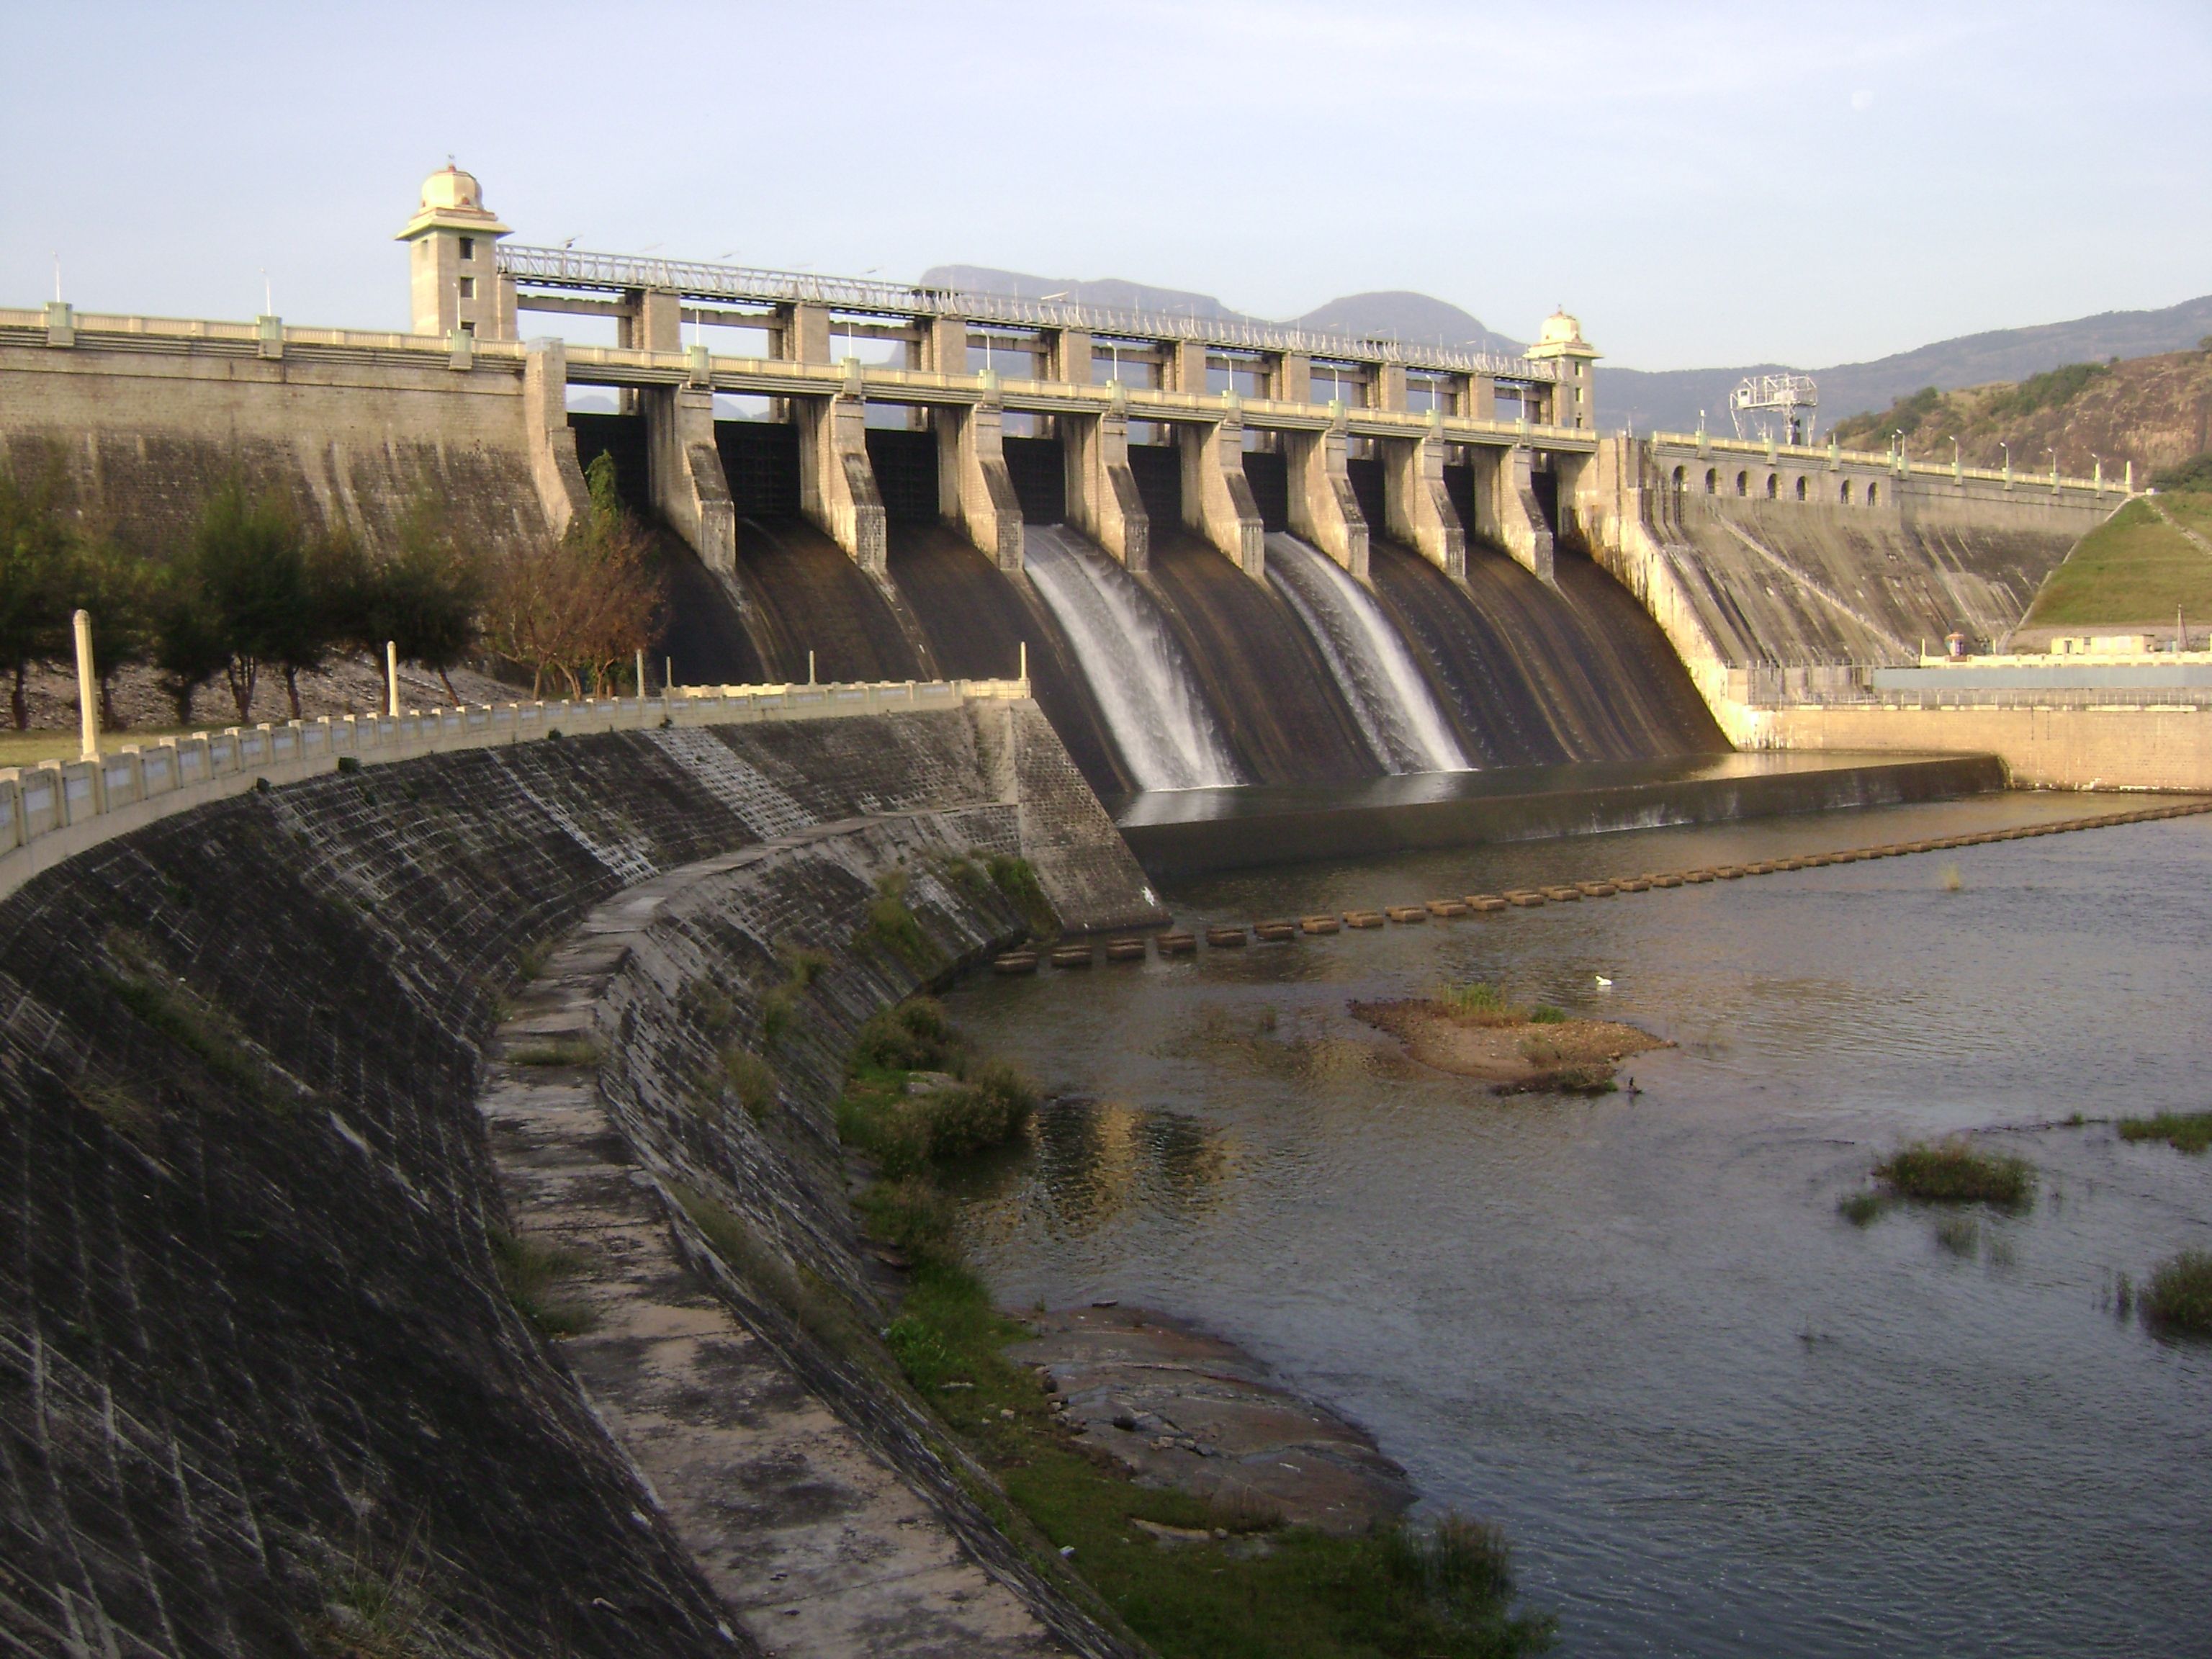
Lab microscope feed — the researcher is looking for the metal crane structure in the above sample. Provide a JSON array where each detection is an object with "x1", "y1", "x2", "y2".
[{"x1": 1728, "y1": 372, "x2": 1820, "y2": 444}]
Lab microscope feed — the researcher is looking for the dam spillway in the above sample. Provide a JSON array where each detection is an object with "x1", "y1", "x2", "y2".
[
  {"x1": 1022, "y1": 524, "x2": 1244, "y2": 791},
  {"x1": 1263, "y1": 531, "x2": 1471, "y2": 775}
]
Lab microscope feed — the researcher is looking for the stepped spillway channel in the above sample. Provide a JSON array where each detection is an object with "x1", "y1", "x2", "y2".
[
  {"x1": 1024, "y1": 524, "x2": 1246, "y2": 791},
  {"x1": 1264, "y1": 532, "x2": 1471, "y2": 774}
]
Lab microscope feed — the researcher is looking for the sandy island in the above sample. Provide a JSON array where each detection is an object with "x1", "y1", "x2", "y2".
[{"x1": 1351, "y1": 997, "x2": 1670, "y2": 1092}]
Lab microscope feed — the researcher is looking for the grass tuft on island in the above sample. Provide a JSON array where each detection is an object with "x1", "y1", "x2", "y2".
[
  {"x1": 839, "y1": 997, "x2": 1556, "y2": 1658},
  {"x1": 1872, "y1": 1141, "x2": 2035, "y2": 1209},
  {"x1": 2143, "y1": 1250, "x2": 2212, "y2": 1339},
  {"x1": 1354, "y1": 982, "x2": 1665, "y2": 1094},
  {"x1": 2115, "y1": 1110, "x2": 2212, "y2": 1155}
]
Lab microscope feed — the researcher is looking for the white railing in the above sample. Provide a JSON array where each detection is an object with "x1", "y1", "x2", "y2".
[
  {"x1": 1648, "y1": 430, "x2": 2115, "y2": 494},
  {"x1": 0, "y1": 678, "x2": 1028, "y2": 903},
  {"x1": 496, "y1": 243, "x2": 1555, "y2": 382}
]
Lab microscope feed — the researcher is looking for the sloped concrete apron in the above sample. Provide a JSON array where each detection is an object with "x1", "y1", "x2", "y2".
[{"x1": 480, "y1": 817, "x2": 1128, "y2": 1659}]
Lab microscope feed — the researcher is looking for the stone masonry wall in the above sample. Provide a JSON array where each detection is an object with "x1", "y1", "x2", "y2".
[{"x1": 0, "y1": 706, "x2": 1153, "y2": 1658}]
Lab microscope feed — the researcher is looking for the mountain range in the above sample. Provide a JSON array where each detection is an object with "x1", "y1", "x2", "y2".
[{"x1": 922, "y1": 264, "x2": 2212, "y2": 435}]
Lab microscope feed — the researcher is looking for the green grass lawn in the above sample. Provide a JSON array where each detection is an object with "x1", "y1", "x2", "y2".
[{"x1": 2026, "y1": 493, "x2": 2212, "y2": 625}]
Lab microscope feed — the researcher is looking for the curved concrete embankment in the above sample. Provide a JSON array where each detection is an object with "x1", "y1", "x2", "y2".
[{"x1": 0, "y1": 701, "x2": 1157, "y2": 1658}]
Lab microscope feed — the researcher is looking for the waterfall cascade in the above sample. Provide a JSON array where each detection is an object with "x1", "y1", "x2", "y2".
[
  {"x1": 1023, "y1": 526, "x2": 1246, "y2": 791},
  {"x1": 1264, "y1": 533, "x2": 1472, "y2": 773}
]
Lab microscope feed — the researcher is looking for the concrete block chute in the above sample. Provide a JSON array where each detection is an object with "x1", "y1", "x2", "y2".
[
  {"x1": 1179, "y1": 418, "x2": 1267, "y2": 581},
  {"x1": 794, "y1": 392, "x2": 888, "y2": 575}
]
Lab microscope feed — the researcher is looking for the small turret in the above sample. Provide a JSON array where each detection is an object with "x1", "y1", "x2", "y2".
[
  {"x1": 395, "y1": 163, "x2": 515, "y2": 341},
  {"x1": 1525, "y1": 309, "x2": 1600, "y2": 430}
]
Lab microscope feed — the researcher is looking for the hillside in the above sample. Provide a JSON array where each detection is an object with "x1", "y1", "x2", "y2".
[
  {"x1": 1827, "y1": 349, "x2": 2212, "y2": 478},
  {"x1": 1602, "y1": 293, "x2": 2212, "y2": 434}
]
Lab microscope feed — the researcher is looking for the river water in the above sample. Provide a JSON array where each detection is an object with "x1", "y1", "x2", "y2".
[{"x1": 942, "y1": 791, "x2": 2212, "y2": 1658}]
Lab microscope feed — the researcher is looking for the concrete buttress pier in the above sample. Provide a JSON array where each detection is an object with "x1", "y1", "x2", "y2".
[
  {"x1": 1473, "y1": 444, "x2": 1556, "y2": 584},
  {"x1": 1383, "y1": 428, "x2": 1468, "y2": 581},
  {"x1": 1182, "y1": 414, "x2": 1267, "y2": 579},
  {"x1": 936, "y1": 391, "x2": 1025, "y2": 570},
  {"x1": 643, "y1": 382, "x2": 736, "y2": 575},
  {"x1": 1062, "y1": 402, "x2": 1151, "y2": 572},
  {"x1": 796, "y1": 378, "x2": 889, "y2": 575},
  {"x1": 524, "y1": 338, "x2": 591, "y2": 537},
  {"x1": 1285, "y1": 414, "x2": 1370, "y2": 580}
]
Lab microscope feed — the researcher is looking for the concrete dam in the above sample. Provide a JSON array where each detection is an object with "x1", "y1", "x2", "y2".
[
  {"x1": 1, "y1": 165, "x2": 2194, "y2": 1658},
  {"x1": 0, "y1": 163, "x2": 2127, "y2": 808}
]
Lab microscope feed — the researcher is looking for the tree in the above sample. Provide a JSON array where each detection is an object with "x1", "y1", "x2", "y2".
[
  {"x1": 343, "y1": 496, "x2": 484, "y2": 703},
  {"x1": 189, "y1": 482, "x2": 315, "y2": 721},
  {"x1": 481, "y1": 459, "x2": 662, "y2": 698},
  {"x1": 0, "y1": 461, "x2": 76, "y2": 729},
  {"x1": 69, "y1": 533, "x2": 157, "y2": 729}
]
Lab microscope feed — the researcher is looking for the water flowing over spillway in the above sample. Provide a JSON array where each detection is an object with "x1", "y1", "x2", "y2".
[
  {"x1": 1023, "y1": 526, "x2": 1246, "y2": 791},
  {"x1": 1264, "y1": 533, "x2": 1472, "y2": 774}
]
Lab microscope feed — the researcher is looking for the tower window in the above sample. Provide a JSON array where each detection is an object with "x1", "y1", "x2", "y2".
[
  {"x1": 459, "y1": 320, "x2": 475, "y2": 336},
  {"x1": 459, "y1": 236, "x2": 476, "y2": 260},
  {"x1": 458, "y1": 276, "x2": 475, "y2": 299}
]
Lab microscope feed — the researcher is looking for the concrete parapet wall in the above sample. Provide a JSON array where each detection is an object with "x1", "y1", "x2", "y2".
[
  {"x1": 0, "y1": 678, "x2": 1036, "y2": 906},
  {"x1": 1737, "y1": 703, "x2": 2212, "y2": 791}
]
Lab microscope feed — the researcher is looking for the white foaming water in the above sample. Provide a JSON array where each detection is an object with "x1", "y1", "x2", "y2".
[
  {"x1": 1023, "y1": 526, "x2": 1245, "y2": 791},
  {"x1": 1264, "y1": 533, "x2": 1470, "y2": 773}
]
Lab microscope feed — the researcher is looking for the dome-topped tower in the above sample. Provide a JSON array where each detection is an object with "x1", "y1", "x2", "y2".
[
  {"x1": 1524, "y1": 308, "x2": 1601, "y2": 431},
  {"x1": 395, "y1": 162, "x2": 515, "y2": 342}
]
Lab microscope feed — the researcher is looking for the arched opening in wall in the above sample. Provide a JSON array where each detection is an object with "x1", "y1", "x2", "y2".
[
  {"x1": 1735, "y1": 470, "x2": 1748, "y2": 496},
  {"x1": 1672, "y1": 464, "x2": 1686, "y2": 493},
  {"x1": 1704, "y1": 467, "x2": 1718, "y2": 494},
  {"x1": 1766, "y1": 473, "x2": 1779, "y2": 498},
  {"x1": 1867, "y1": 482, "x2": 1879, "y2": 506},
  {"x1": 1840, "y1": 480, "x2": 1853, "y2": 504},
  {"x1": 1794, "y1": 477, "x2": 1807, "y2": 500}
]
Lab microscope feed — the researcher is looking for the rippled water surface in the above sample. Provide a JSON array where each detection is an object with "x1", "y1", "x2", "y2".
[{"x1": 942, "y1": 794, "x2": 2212, "y2": 1658}]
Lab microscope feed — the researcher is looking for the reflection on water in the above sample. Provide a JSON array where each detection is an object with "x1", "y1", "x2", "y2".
[{"x1": 945, "y1": 791, "x2": 2212, "y2": 1659}]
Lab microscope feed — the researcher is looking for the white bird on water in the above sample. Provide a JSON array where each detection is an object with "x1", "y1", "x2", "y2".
[{"x1": 1593, "y1": 974, "x2": 1613, "y2": 989}]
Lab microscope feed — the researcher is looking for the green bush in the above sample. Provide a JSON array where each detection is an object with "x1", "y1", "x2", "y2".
[
  {"x1": 2143, "y1": 1250, "x2": 2212, "y2": 1337},
  {"x1": 986, "y1": 853, "x2": 1059, "y2": 935},
  {"x1": 853, "y1": 997, "x2": 967, "y2": 1073},
  {"x1": 859, "y1": 871, "x2": 938, "y2": 973},
  {"x1": 1527, "y1": 1004, "x2": 1569, "y2": 1025},
  {"x1": 487, "y1": 1226, "x2": 594, "y2": 1339},
  {"x1": 2150, "y1": 452, "x2": 2212, "y2": 492},
  {"x1": 1873, "y1": 1141, "x2": 2034, "y2": 1208},
  {"x1": 859, "y1": 1177, "x2": 965, "y2": 1270}
]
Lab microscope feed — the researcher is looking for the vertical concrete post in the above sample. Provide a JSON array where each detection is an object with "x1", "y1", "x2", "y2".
[
  {"x1": 796, "y1": 390, "x2": 887, "y2": 575},
  {"x1": 1284, "y1": 415, "x2": 1368, "y2": 579},
  {"x1": 73, "y1": 610, "x2": 97, "y2": 760},
  {"x1": 1049, "y1": 328, "x2": 1092, "y2": 384},
  {"x1": 1382, "y1": 431, "x2": 1466, "y2": 580},
  {"x1": 523, "y1": 339, "x2": 590, "y2": 539},
  {"x1": 1470, "y1": 376, "x2": 1498, "y2": 422},
  {"x1": 386, "y1": 642, "x2": 400, "y2": 717},
  {"x1": 1470, "y1": 444, "x2": 1555, "y2": 585},
  {"x1": 1375, "y1": 363, "x2": 1408, "y2": 413},
  {"x1": 1276, "y1": 353, "x2": 1311, "y2": 405},
  {"x1": 638, "y1": 289, "x2": 683, "y2": 354},
  {"x1": 642, "y1": 383, "x2": 737, "y2": 575},
  {"x1": 1063, "y1": 403, "x2": 1150, "y2": 572},
  {"x1": 783, "y1": 303, "x2": 832, "y2": 364},
  {"x1": 1173, "y1": 339, "x2": 1210, "y2": 394},
  {"x1": 1180, "y1": 418, "x2": 1266, "y2": 579},
  {"x1": 923, "y1": 315, "x2": 966, "y2": 374},
  {"x1": 934, "y1": 397, "x2": 1025, "y2": 570}
]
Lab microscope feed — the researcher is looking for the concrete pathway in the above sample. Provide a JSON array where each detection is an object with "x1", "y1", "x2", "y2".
[{"x1": 480, "y1": 830, "x2": 1075, "y2": 1659}]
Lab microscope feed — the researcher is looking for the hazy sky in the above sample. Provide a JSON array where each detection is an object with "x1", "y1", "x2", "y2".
[{"x1": 4, "y1": 0, "x2": 2206, "y2": 369}]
